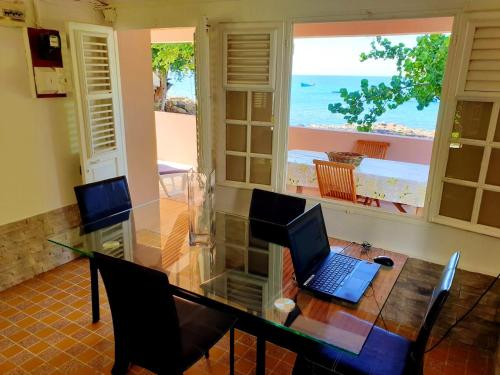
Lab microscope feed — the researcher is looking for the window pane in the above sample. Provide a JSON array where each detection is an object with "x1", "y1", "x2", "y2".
[
  {"x1": 224, "y1": 216, "x2": 247, "y2": 246},
  {"x1": 250, "y1": 157, "x2": 271, "y2": 185},
  {"x1": 226, "y1": 91, "x2": 247, "y2": 120},
  {"x1": 226, "y1": 124, "x2": 247, "y2": 152},
  {"x1": 452, "y1": 101, "x2": 492, "y2": 140},
  {"x1": 445, "y1": 144, "x2": 484, "y2": 182},
  {"x1": 478, "y1": 190, "x2": 500, "y2": 229},
  {"x1": 226, "y1": 155, "x2": 246, "y2": 182},
  {"x1": 485, "y1": 148, "x2": 500, "y2": 186},
  {"x1": 439, "y1": 182, "x2": 476, "y2": 221},
  {"x1": 248, "y1": 251, "x2": 269, "y2": 277},
  {"x1": 251, "y1": 92, "x2": 273, "y2": 122},
  {"x1": 251, "y1": 126, "x2": 273, "y2": 154},
  {"x1": 225, "y1": 245, "x2": 245, "y2": 271}
]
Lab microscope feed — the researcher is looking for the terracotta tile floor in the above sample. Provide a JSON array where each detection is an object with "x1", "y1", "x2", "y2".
[{"x1": 0, "y1": 257, "x2": 496, "y2": 374}]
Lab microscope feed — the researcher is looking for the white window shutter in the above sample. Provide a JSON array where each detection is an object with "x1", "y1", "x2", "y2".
[
  {"x1": 219, "y1": 23, "x2": 284, "y2": 190},
  {"x1": 223, "y1": 29, "x2": 276, "y2": 89},
  {"x1": 68, "y1": 23, "x2": 127, "y2": 183},
  {"x1": 429, "y1": 13, "x2": 500, "y2": 238}
]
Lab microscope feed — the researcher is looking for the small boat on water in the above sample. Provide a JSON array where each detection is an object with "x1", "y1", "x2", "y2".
[
  {"x1": 331, "y1": 90, "x2": 340, "y2": 93},
  {"x1": 300, "y1": 82, "x2": 315, "y2": 87}
]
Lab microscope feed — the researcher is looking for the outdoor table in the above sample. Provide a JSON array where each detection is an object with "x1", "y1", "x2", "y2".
[{"x1": 287, "y1": 149, "x2": 430, "y2": 208}]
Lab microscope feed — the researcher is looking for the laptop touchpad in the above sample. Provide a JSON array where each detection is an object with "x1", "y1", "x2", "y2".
[{"x1": 335, "y1": 278, "x2": 368, "y2": 302}]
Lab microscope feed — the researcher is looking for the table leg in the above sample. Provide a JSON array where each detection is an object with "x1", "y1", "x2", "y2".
[
  {"x1": 89, "y1": 257, "x2": 100, "y2": 323},
  {"x1": 256, "y1": 336, "x2": 266, "y2": 375},
  {"x1": 229, "y1": 328, "x2": 235, "y2": 375},
  {"x1": 296, "y1": 186, "x2": 303, "y2": 194},
  {"x1": 416, "y1": 206, "x2": 424, "y2": 216},
  {"x1": 393, "y1": 203, "x2": 407, "y2": 213}
]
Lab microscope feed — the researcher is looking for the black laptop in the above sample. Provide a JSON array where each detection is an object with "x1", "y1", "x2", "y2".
[{"x1": 287, "y1": 204, "x2": 380, "y2": 303}]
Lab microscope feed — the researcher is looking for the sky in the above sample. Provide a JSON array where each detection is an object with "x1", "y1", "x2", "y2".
[{"x1": 292, "y1": 35, "x2": 420, "y2": 76}]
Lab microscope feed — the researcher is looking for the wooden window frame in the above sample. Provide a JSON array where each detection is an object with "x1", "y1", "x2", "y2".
[{"x1": 429, "y1": 12, "x2": 500, "y2": 237}]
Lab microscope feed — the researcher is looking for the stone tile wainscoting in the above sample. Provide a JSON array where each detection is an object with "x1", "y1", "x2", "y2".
[{"x1": 0, "y1": 205, "x2": 81, "y2": 291}]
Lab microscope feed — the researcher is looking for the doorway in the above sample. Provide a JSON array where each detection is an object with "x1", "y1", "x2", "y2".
[{"x1": 151, "y1": 27, "x2": 198, "y2": 200}]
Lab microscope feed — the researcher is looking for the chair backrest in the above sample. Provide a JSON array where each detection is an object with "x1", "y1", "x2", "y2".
[
  {"x1": 411, "y1": 252, "x2": 460, "y2": 367},
  {"x1": 249, "y1": 189, "x2": 306, "y2": 246},
  {"x1": 354, "y1": 140, "x2": 390, "y2": 159},
  {"x1": 93, "y1": 252, "x2": 182, "y2": 373},
  {"x1": 74, "y1": 176, "x2": 132, "y2": 225},
  {"x1": 314, "y1": 160, "x2": 357, "y2": 203},
  {"x1": 249, "y1": 188, "x2": 306, "y2": 225}
]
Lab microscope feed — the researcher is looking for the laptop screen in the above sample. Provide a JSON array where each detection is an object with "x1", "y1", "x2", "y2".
[{"x1": 287, "y1": 204, "x2": 331, "y2": 284}]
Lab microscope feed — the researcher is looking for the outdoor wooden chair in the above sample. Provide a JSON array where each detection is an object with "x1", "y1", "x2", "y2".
[
  {"x1": 354, "y1": 140, "x2": 390, "y2": 159},
  {"x1": 314, "y1": 160, "x2": 371, "y2": 205}
]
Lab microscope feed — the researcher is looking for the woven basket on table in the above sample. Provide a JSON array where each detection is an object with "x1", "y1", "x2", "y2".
[{"x1": 325, "y1": 152, "x2": 365, "y2": 167}]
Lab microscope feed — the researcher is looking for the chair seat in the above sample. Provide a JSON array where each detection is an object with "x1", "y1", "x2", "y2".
[
  {"x1": 158, "y1": 164, "x2": 189, "y2": 175},
  {"x1": 294, "y1": 325, "x2": 412, "y2": 375},
  {"x1": 174, "y1": 297, "x2": 237, "y2": 369}
]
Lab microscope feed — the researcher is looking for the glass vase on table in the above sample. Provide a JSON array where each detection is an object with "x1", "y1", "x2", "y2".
[{"x1": 188, "y1": 170, "x2": 215, "y2": 246}]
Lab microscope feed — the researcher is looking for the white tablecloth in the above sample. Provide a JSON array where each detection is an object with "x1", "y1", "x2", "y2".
[{"x1": 287, "y1": 150, "x2": 430, "y2": 207}]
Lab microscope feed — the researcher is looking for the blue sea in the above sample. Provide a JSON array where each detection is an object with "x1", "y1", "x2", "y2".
[{"x1": 168, "y1": 74, "x2": 439, "y2": 131}]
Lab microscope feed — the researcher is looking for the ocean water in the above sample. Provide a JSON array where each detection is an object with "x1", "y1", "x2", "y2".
[
  {"x1": 290, "y1": 75, "x2": 439, "y2": 130},
  {"x1": 167, "y1": 74, "x2": 440, "y2": 130}
]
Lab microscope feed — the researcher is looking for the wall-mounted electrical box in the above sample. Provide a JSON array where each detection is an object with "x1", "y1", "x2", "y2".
[
  {"x1": 0, "y1": 0, "x2": 27, "y2": 27},
  {"x1": 23, "y1": 27, "x2": 67, "y2": 98}
]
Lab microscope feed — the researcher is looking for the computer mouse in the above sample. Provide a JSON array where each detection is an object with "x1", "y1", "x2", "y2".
[{"x1": 373, "y1": 255, "x2": 394, "y2": 267}]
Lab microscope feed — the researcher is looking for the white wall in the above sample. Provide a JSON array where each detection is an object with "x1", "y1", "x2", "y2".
[
  {"x1": 116, "y1": 29, "x2": 159, "y2": 205},
  {"x1": 0, "y1": 1, "x2": 105, "y2": 226},
  {"x1": 113, "y1": 0, "x2": 498, "y2": 30},
  {"x1": 111, "y1": 0, "x2": 500, "y2": 276}
]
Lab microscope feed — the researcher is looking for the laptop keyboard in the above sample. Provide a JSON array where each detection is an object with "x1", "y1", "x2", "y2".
[{"x1": 309, "y1": 254, "x2": 359, "y2": 293}]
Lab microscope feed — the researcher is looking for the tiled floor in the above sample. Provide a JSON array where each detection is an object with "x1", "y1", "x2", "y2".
[
  {"x1": 0, "y1": 257, "x2": 496, "y2": 374},
  {"x1": 0, "y1": 258, "x2": 296, "y2": 375}
]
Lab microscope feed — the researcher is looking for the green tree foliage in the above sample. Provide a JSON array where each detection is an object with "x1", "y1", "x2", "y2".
[
  {"x1": 152, "y1": 43, "x2": 195, "y2": 110},
  {"x1": 328, "y1": 34, "x2": 450, "y2": 132},
  {"x1": 152, "y1": 43, "x2": 195, "y2": 80}
]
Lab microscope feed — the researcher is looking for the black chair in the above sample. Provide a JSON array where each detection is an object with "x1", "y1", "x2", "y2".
[
  {"x1": 94, "y1": 252, "x2": 237, "y2": 375},
  {"x1": 74, "y1": 176, "x2": 133, "y2": 322},
  {"x1": 293, "y1": 251, "x2": 460, "y2": 375},
  {"x1": 249, "y1": 189, "x2": 306, "y2": 246},
  {"x1": 74, "y1": 175, "x2": 132, "y2": 226}
]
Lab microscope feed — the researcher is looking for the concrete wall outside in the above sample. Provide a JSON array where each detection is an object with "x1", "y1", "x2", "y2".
[
  {"x1": 155, "y1": 112, "x2": 198, "y2": 168},
  {"x1": 288, "y1": 127, "x2": 434, "y2": 164}
]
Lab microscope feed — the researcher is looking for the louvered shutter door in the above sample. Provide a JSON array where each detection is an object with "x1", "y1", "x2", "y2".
[
  {"x1": 77, "y1": 32, "x2": 118, "y2": 156},
  {"x1": 430, "y1": 15, "x2": 500, "y2": 237},
  {"x1": 459, "y1": 20, "x2": 500, "y2": 95},
  {"x1": 68, "y1": 23, "x2": 126, "y2": 183},
  {"x1": 220, "y1": 24, "x2": 283, "y2": 188},
  {"x1": 224, "y1": 31, "x2": 275, "y2": 88}
]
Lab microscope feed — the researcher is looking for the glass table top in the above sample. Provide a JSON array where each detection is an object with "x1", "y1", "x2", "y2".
[{"x1": 48, "y1": 198, "x2": 406, "y2": 355}]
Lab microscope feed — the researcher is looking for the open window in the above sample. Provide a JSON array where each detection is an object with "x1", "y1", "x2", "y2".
[{"x1": 285, "y1": 17, "x2": 454, "y2": 217}]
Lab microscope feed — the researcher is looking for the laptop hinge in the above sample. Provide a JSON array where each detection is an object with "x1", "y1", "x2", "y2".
[{"x1": 303, "y1": 274, "x2": 315, "y2": 286}]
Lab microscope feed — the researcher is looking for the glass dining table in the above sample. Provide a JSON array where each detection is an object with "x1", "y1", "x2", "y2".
[{"x1": 48, "y1": 198, "x2": 407, "y2": 374}]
